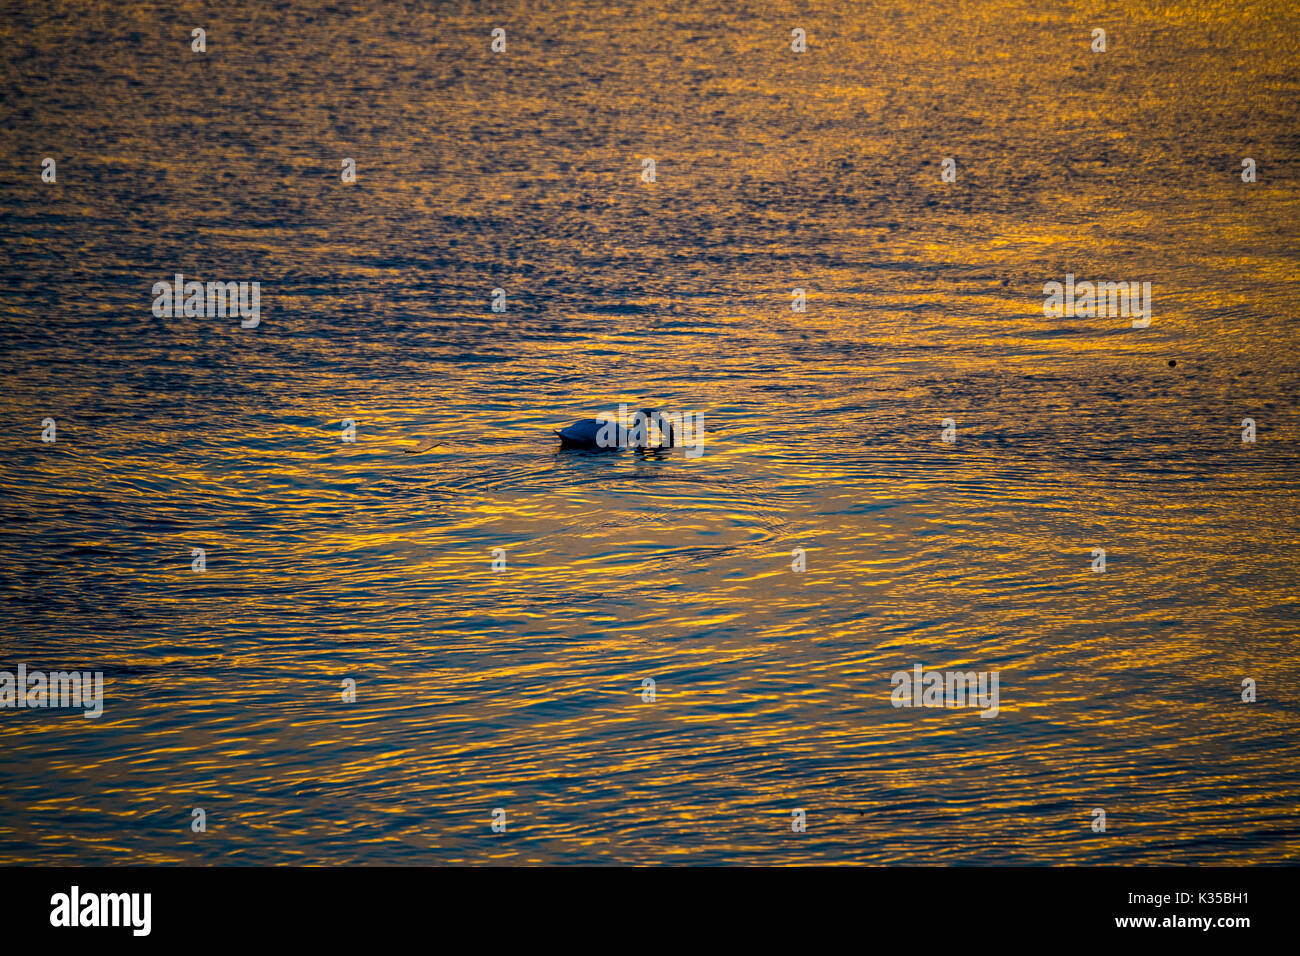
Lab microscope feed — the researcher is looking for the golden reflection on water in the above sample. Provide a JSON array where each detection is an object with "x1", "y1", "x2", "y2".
[{"x1": 0, "y1": 0, "x2": 1298, "y2": 864}]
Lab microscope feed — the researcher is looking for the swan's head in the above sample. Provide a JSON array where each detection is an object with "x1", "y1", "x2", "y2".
[{"x1": 630, "y1": 407, "x2": 676, "y2": 449}]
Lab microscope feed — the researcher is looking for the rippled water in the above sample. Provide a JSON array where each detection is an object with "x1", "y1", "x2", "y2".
[{"x1": 1, "y1": 1, "x2": 1298, "y2": 864}]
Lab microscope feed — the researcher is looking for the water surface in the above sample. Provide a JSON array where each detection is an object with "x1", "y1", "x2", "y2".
[{"x1": 0, "y1": 0, "x2": 1298, "y2": 863}]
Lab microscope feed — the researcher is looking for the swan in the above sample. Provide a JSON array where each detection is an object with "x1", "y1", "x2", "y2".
[{"x1": 556, "y1": 407, "x2": 676, "y2": 451}]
